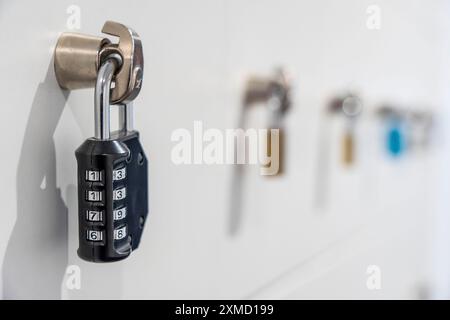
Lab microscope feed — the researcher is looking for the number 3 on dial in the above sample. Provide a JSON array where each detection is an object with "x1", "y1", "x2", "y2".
[
  {"x1": 113, "y1": 187, "x2": 126, "y2": 200},
  {"x1": 113, "y1": 167, "x2": 126, "y2": 181}
]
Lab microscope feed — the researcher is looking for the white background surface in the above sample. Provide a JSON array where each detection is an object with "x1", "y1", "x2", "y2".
[{"x1": 1, "y1": 0, "x2": 450, "y2": 299}]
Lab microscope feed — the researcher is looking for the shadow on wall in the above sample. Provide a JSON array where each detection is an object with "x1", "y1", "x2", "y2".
[{"x1": 2, "y1": 62, "x2": 69, "y2": 299}]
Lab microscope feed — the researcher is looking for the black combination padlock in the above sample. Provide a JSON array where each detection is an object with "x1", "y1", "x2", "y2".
[
  {"x1": 75, "y1": 56, "x2": 148, "y2": 262},
  {"x1": 54, "y1": 21, "x2": 148, "y2": 262}
]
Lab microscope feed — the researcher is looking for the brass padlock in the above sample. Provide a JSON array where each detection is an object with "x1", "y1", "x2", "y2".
[
  {"x1": 342, "y1": 128, "x2": 354, "y2": 166},
  {"x1": 229, "y1": 69, "x2": 291, "y2": 236},
  {"x1": 243, "y1": 70, "x2": 290, "y2": 176}
]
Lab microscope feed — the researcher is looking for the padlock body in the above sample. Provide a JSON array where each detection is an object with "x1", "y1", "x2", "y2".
[
  {"x1": 262, "y1": 127, "x2": 285, "y2": 176},
  {"x1": 75, "y1": 131, "x2": 148, "y2": 262},
  {"x1": 342, "y1": 130, "x2": 354, "y2": 166}
]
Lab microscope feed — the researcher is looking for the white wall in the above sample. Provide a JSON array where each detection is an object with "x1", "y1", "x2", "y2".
[{"x1": 0, "y1": 0, "x2": 449, "y2": 299}]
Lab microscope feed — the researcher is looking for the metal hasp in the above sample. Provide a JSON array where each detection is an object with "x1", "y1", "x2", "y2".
[
  {"x1": 243, "y1": 69, "x2": 291, "y2": 112},
  {"x1": 100, "y1": 21, "x2": 144, "y2": 104},
  {"x1": 54, "y1": 21, "x2": 144, "y2": 104}
]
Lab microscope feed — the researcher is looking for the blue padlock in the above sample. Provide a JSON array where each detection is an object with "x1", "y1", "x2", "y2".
[{"x1": 386, "y1": 119, "x2": 405, "y2": 157}]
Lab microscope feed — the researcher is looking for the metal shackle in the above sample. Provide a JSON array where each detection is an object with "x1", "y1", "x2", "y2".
[
  {"x1": 95, "y1": 54, "x2": 135, "y2": 140},
  {"x1": 95, "y1": 55, "x2": 120, "y2": 140}
]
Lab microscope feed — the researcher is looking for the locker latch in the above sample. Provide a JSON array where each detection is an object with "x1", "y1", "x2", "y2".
[{"x1": 54, "y1": 20, "x2": 143, "y2": 104}]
